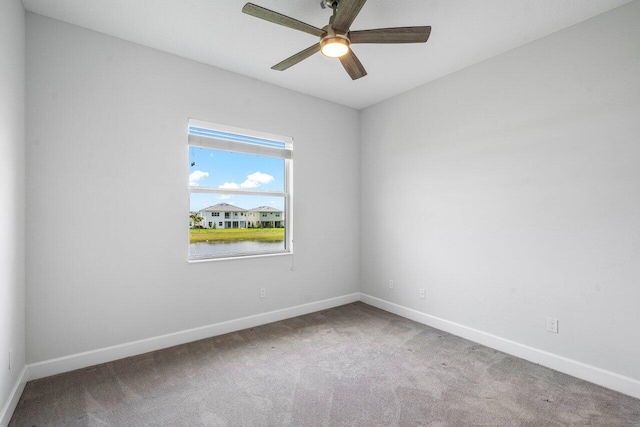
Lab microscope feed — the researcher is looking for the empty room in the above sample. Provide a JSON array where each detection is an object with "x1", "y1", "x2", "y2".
[{"x1": 1, "y1": 0, "x2": 639, "y2": 425}]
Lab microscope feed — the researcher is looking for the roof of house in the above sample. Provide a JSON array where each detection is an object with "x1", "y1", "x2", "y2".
[
  {"x1": 200, "y1": 203, "x2": 246, "y2": 212},
  {"x1": 249, "y1": 206, "x2": 282, "y2": 213}
]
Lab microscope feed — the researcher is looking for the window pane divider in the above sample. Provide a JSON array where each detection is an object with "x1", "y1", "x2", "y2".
[{"x1": 189, "y1": 187, "x2": 287, "y2": 198}]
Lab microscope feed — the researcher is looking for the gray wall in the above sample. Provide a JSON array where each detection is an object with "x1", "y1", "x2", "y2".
[
  {"x1": 0, "y1": 0, "x2": 26, "y2": 414},
  {"x1": 361, "y1": 1, "x2": 640, "y2": 381},
  {"x1": 25, "y1": 14, "x2": 360, "y2": 363}
]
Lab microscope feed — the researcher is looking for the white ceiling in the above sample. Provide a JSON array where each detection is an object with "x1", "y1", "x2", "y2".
[{"x1": 21, "y1": 0, "x2": 633, "y2": 110}]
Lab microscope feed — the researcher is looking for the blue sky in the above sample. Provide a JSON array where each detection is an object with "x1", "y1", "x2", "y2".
[{"x1": 189, "y1": 147, "x2": 285, "y2": 212}]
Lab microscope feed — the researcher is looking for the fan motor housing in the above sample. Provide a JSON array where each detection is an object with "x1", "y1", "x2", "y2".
[{"x1": 324, "y1": 0, "x2": 339, "y2": 9}]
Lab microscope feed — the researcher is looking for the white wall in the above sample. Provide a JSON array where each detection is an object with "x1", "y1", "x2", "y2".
[
  {"x1": 0, "y1": 0, "x2": 26, "y2": 419},
  {"x1": 361, "y1": 1, "x2": 640, "y2": 382},
  {"x1": 25, "y1": 14, "x2": 360, "y2": 363}
]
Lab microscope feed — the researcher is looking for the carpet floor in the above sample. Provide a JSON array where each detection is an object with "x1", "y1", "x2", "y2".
[{"x1": 10, "y1": 302, "x2": 640, "y2": 426}]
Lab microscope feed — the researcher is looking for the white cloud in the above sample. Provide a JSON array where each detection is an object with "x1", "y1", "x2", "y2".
[
  {"x1": 218, "y1": 172, "x2": 274, "y2": 190},
  {"x1": 189, "y1": 170, "x2": 209, "y2": 186},
  {"x1": 240, "y1": 172, "x2": 274, "y2": 189},
  {"x1": 219, "y1": 182, "x2": 240, "y2": 189},
  {"x1": 218, "y1": 195, "x2": 232, "y2": 200}
]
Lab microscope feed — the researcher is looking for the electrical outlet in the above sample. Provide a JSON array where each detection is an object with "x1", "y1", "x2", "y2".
[
  {"x1": 547, "y1": 317, "x2": 558, "y2": 334},
  {"x1": 389, "y1": 280, "x2": 395, "y2": 290},
  {"x1": 260, "y1": 287, "x2": 266, "y2": 298},
  {"x1": 419, "y1": 288, "x2": 425, "y2": 299}
]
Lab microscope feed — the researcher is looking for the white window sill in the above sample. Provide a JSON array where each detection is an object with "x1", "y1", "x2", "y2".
[{"x1": 188, "y1": 250, "x2": 293, "y2": 264}]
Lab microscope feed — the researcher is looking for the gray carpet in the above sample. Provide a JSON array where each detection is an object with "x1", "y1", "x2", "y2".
[{"x1": 10, "y1": 302, "x2": 640, "y2": 426}]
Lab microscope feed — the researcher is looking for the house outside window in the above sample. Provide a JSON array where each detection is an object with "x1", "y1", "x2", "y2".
[{"x1": 249, "y1": 206, "x2": 284, "y2": 228}]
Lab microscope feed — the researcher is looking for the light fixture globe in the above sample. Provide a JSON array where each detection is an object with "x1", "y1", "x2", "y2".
[{"x1": 320, "y1": 35, "x2": 350, "y2": 58}]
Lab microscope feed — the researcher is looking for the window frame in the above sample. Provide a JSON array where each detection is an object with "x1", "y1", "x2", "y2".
[{"x1": 188, "y1": 119, "x2": 293, "y2": 261}]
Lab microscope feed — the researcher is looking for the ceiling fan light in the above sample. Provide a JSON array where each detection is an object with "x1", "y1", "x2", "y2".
[{"x1": 320, "y1": 37, "x2": 349, "y2": 58}]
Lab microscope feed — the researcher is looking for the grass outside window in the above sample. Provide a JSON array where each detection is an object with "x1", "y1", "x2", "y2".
[{"x1": 190, "y1": 228, "x2": 284, "y2": 243}]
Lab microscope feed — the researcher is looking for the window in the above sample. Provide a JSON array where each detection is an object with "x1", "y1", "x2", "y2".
[{"x1": 188, "y1": 119, "x2": 293, "y2": 260}]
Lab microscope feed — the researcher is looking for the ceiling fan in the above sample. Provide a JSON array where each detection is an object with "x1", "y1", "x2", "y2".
[{"x1": 242, "y1": 0, "x2": 431, "y2": 80}]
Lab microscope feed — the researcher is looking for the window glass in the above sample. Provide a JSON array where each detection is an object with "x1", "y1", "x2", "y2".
[{"x1": 188, "y1": 120, "x2": 292, "y2": 260}]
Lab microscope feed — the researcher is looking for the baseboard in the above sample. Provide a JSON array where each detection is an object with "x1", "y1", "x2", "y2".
[
  {"x1": 26, "y1": 293, "x2": 360, "y2": 382},
  {"x1": 0, "y1": 366, "x2": 27, "y2": 427},
  {"x1": 360, "y1": 293, "x2": 640, "y2": 400}
]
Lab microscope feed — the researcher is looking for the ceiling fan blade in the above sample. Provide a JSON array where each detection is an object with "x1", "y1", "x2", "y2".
[
  {"x1": 272, "y1": 44, "x2": 321, "y2": 71},
  {"x1": 339, "y1": 49, "x2": 367, "y2": 80},
  {"x1": 332, "y1": 0, "x2": 367, "y2": 32},
  {"x1": 242, "y1": 3, "x2": 325, "y2": 38},
  {"x1": 350, "y1": 26, "x2": 431, "y2": 44}
]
